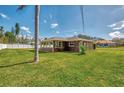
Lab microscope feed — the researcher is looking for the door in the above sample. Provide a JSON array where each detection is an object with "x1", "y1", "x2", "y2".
[{"x1": 63, "y1": 42, "x2": 70, "y2": 51}]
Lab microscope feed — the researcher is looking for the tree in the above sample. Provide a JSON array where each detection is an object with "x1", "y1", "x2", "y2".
[
  {"x1": 15, "y1": 23, "x2": 20, "y2": 43},
  {"x1": 15, "y1": 23, "x2": 20, "y2": 37},
  {"x1": 0, "y1": 26, "x2": 5, "y2": 43},
  {"x1": 0, "y1": 26, "x2": 4, "y2": 38},
  {"x1": 80, "y1": 6, "x2": 85, "y2": 33},
  {"x1": 79, "y1": 45, "x2": 85, "y2": 55},
  {"x1": 5, "y1": 31, "x2": 15, "y2": 44},
  {"x1": 17, "y1": 5, "x2": 41, "y2": 63},
  {"x1": 11, "y1": 27, "x2": 15, "y2": 36},
  {"x1": 112, "y1": 38, "x2": 124, "y2": 46}
]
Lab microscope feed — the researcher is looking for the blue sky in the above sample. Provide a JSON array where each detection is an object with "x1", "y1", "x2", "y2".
[{"x1": 0, "y1": 5, "x2": 124, "y2": 40}]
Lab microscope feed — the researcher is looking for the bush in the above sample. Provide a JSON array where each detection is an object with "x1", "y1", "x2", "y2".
[{"x1": 79, "y1": 45, "x2": 85, "y2": 55}]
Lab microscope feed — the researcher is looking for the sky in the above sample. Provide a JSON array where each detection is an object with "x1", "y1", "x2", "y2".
[{"x1": 0, "y1": 5, "x2": 124, "y2": 40}]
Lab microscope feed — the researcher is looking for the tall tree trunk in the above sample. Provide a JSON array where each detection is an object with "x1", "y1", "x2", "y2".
[
  {"x1": 34, "y1": 5, "x2": 40, "y2": 63},
  {"x1": 80, "y1": 5, "x2": 85, "y2": 33}
]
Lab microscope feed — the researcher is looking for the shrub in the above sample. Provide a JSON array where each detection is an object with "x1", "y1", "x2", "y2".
[{"x1": 79, "y1": 45, "x2": 85, "y2": 55}]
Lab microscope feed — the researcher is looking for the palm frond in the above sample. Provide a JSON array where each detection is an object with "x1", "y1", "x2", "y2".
[{"x1": 17, "y1": 5, "x2": 26, "y2": 11}]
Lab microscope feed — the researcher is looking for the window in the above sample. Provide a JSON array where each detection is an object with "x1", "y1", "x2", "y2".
[
  {"x1": 55, "y1": 42, "x2": 58, "y2": 47},
  {"x1": 59, "y1": 42, "x2": 62, "y2": 47},
  {"x1": 69, "y1": 42, "x2": 74, "y2": 47},
  {"x1": 49, "y1": 42, "x2": 53, "y2": 48},
  {"x1": 55, "y1": 41, "x2": 63, "y2": 47},
  {"x1": 50, "y1": 42, "x2": 53, "y2": 45}
]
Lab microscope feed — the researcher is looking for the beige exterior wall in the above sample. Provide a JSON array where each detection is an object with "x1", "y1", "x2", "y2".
[{"x1": 40, "y1": 40, "x2": 94, "y2": 52}]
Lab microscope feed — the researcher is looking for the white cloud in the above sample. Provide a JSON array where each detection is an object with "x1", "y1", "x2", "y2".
[
  {"x1": 56, "y1": 31, "x2": 60, "y2": 34},
  {"x1": 27, "y1": 31, "x2": 31, "y2": 34},
  {"x1": 108, "y1": 20, "x2": 124, "y2": 38},
  {"x1": 74, "y1": 31, "x2": 77, "y2": 34},
  {"x1": 50, "y1": 23, "x2": 58, "y2": 29},
  {"x1": 21, "y1": 26, "x2": 31, "y2": 33},
  {"x1": 113, "y1": 24, "x2": 124, "y2": 30},
  {"x1": 26, "y1": 34, "x2": 33, "y2": 39},
  {"x1": 18, "y1": 34, "x2": 33, "y2": 39},
  {"x1": 108, "y1": 20, "x2": 124, "y2": 30},
  {"x1": 0, "y1": 13, "x2": 10, "y2": 20},
  {"x1": 107, "y1": 23, "x2": 116, "y2": 28},
  {"x1": 21, "y1": 26, "x2": 29, "y2": 31},
  {"x1": 109, "y1": 31, "x2": 124, "y2": 38},
  {"x1": 18, "y1": 34, "x2": 23, "y2": 38}
]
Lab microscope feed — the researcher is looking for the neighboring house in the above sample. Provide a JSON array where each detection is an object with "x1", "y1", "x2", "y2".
[
  {"x1": 96, "y1": 40, "x2": 117, "y2": 47},
  {"x1": 112, "y1": 38, "x2": 124, "y2": 47},
  {"x1": 40, "y1": 37, "x2": 94, "y2": 52}
]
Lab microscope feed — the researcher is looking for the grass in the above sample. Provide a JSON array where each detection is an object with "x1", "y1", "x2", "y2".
[{"x1": 0, "y1": 47, "x2": 124, "y2": 87}]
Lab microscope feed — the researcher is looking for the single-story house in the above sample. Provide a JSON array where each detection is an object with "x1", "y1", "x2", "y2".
[
  {"x1": 40, "y1": 37, "x2": 95, "y2": 52},
  {"x1": 96, "y1": 40, "x2": 117, "y2": 47}
]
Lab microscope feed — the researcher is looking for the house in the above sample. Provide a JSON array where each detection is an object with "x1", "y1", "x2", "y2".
[
  {"x1": 96, "y1": 40, "x2": 117, "y2": 47},
  {"x1": 40, "y1": 37, "x2": 95, "y2": 52}
]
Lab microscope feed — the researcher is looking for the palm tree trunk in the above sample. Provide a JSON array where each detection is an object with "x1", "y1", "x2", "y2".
[
  {"x1": 80, "y1": 5, "x2": 85, "y2": 33},
  {"x1": 34, "y1": 5, "x2": 40, "y2": 63}
]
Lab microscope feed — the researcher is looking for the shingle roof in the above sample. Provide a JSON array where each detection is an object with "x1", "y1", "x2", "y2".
[
  {"x1": 96, "y1": 40, "x2": 116, "y2": 44},
  {"x1": 41, "y1": 37, "x2": 93, "y2": 42}
]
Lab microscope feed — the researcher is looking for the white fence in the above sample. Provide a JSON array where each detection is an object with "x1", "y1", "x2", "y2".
[
  {"x1": 0, "y1": 44, "x2": 7, "y2": 50},
  {"x1": 0, "y1": 44, "x2": 35, "y2": 50}
]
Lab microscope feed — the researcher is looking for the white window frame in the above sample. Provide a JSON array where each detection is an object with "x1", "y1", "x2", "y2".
[{"x1": 69, "y1": 42, "x2": 75, "y2": 47}]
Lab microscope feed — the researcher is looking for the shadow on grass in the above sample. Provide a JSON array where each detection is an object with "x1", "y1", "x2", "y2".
[
  {"x1": 62, "y1": 51, "x2": 77, "y2": 53},
  {"x1": 0, "y1": 61, "x2": 33, "y2": 68},
  {"x1": 28, "y1": 50, "x2": 49, "y2": 53},
  {"x1": 76, "y1": 54, "x2": 86, "y2": 56},
  {"x1": 28, "y1": 50, "x2": 86, "y2": 56},
  {"x1": 62, "y1": 51, "x2": 86, "y2": 56}
]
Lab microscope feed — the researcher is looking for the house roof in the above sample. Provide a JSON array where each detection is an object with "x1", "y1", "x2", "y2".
[
  {"x1": 66, "y1": 37, "x2": 93, "y2": 42},
  {"x1": 41, "y1": 37, "x2": 93, "y2": 42},
  {"x1": 96, "y1": 40, "x2": 116, "y2": 44}
]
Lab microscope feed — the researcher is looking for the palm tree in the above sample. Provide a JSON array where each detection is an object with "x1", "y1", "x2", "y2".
[
  {"x1": 34, "y1": 5, "x2": 40, "y2": 63},
  {"x1": 15, "y1": 23, "x2": 20, "y2": 36},
  {"x1": 11, "y1": 27, "x2": 15, "y2": 35},
  {"x1": 15, "y1": 23, "x2": 20, "y2": 43},
  {"x1": 0, "y1": 26, "x2": 4, "y2": 37},
  {"x1": 17, "y1": 5, "x2": 40, "y2": 63},
  {"x1": 0, "y1": 26, "x2": 4, "y2": 43}
]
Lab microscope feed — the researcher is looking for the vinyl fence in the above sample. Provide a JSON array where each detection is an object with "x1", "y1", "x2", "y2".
[{"x1": 0, "y1": 44, "x2": 35, "y2": 50}]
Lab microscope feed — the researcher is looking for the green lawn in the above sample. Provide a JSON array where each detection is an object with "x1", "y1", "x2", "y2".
[{"x1": 0, "y1": 47, "x2": 124, "y2": 87}]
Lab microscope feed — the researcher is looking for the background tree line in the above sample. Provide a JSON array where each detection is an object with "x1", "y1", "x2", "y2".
[
  {"x1": 73, "y1": 34, "x2": 105, "y2": 40},
  {"x1": 112, "y1": 38, "x2": 124, "y2": 46},
  {"x1": 0, "y1": 23, "x2": 34, "y2": 44}
]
